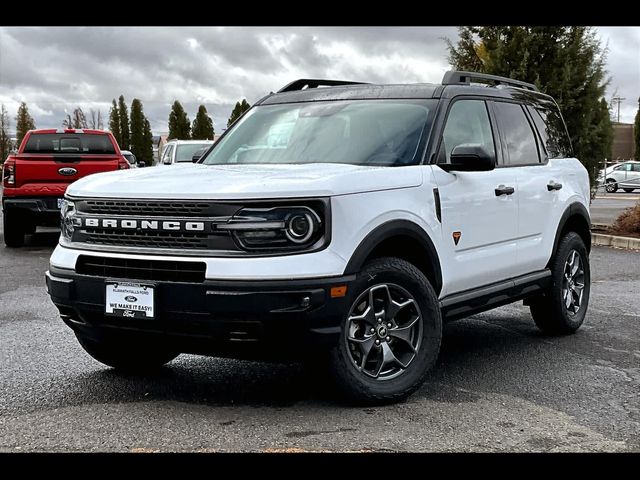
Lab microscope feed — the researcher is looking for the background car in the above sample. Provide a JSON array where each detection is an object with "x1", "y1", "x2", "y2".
[
  {"x1": 598, "y1": 160, "x2": 640, "y2": 193},
  {"x1": 158, "y1": 140, "x2": 214, "y2": 165},
  {"x1": 120, "y1": 150, "x2": 143, "y2": 168}
]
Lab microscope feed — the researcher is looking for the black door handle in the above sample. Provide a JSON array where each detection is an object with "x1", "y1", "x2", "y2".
[
  {"x1": 495, "y1": 185, "x2": 515, "y2": 196},
  {"x1": 547, "y1": 181, "x2": 563, "y2": 191}
]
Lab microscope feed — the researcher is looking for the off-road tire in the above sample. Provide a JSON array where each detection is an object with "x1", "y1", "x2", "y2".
[
  {"x1": 529, "y1": 232, "x2": 590, "y2": 335},
  {"x1": 328, "y1": 257, "x2": 442, "y2": 405}
]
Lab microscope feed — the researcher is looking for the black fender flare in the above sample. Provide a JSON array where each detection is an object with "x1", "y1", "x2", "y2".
[
  {"x1": 549, "y1": 202, "x2": 592, "y2": 265},
  {"x1": 343, "y1": 219, "x2": 443, "y2": 294}
]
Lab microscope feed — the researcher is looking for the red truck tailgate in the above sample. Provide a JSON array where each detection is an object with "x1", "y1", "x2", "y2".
[
  {"x1": 12, "y1": 154, "x2": 121, "y2": 193},
  {"x1": 3, "y1": 130, "x2": 125, "y2": 198}
]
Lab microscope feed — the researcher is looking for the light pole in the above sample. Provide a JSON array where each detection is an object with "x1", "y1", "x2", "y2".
[{"x1": 612, "y1": 96, "x2": 626, "y2": 123}]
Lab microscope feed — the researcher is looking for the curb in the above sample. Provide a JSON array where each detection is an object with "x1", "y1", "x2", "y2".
[{"x1": 592, "y1": 233, "x2": 640, "y2": 250}]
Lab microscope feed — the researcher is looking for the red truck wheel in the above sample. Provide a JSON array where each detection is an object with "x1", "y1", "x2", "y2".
[{"x1": 3, "y1": 211, "x2": 26, "y2": 247}]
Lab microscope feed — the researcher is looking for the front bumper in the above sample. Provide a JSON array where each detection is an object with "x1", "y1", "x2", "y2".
[{"x1": 46, "y1": 266, "x2": 355, "y2": 359}]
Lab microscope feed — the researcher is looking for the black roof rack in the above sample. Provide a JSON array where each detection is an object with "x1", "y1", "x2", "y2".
[
  {"x1": 442, "y1": 70, "x2": 538, "y2": 92},
  {"x1": 277, "y1": 79, "x2": 369, "y2": 93}
]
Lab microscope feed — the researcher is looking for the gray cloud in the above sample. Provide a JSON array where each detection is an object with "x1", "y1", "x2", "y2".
[{"x1": 0, "y1": 26, "x2": 638, "y2": 136}]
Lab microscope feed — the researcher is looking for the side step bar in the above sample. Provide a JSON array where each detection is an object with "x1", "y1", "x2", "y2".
[{"x1": 440, "y1": 270, "x2": 551, "y2": 321}]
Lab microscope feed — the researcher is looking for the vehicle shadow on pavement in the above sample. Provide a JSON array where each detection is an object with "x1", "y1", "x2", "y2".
[
  {"x1": 51, "y1": 314, "x2": 562, "y2": 409},
  {"x1": 23, "y1": 231, "x2": 60, "y2": 248},
  {"x1": 0, "y1": 231, "x2": 59, "y2": 249}
]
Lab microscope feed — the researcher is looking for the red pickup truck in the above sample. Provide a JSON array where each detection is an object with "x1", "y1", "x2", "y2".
[{"x1": 1, "y1": 129, "x2": 129, "y2": 247}]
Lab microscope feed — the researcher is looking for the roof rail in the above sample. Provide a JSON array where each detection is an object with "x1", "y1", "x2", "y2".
[
  {"x1": 442, "y1": 70, "x2": 538, "y2": 92},
  {"x1": 277, "y1": 78, "x2": 368, "y2": 93}
]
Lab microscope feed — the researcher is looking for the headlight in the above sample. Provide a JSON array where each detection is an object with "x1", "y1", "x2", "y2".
[
  {"x1": 60, "y1": 199, "x2": 78, "y2": 240},
  {"x1": 219, "y1": 205, "x2": 324, "y2": 251}
]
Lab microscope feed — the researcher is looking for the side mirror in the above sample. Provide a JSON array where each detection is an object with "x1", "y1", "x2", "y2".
[
  {"x1": 137, "y1": 161, "x2": 146, "y2": 168},
  {"x1": 439, "y1": 144, "x2": 496, "y2": 172},
  {"x1": 192, "y1": 155, "x2": 202, "y2": 163}
]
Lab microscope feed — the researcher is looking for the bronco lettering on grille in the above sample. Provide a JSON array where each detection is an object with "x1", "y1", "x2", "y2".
[{"x1": 83, "y1": 218, "x2": 206, "y2": 231}]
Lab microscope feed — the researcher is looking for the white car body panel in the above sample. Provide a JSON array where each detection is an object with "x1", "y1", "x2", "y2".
[
  {"x1": 55, "y1": 159, "x2": 589, "y2": 297},
  {"x1": 513, "y1": 158, "x2": 590, "y2": 275},
  {"x1": 66, "y1": 163, "x2": 423, "y2": 199},
  {"x1": 431, "y1": 165, "x2": 519, "y2": 294}
]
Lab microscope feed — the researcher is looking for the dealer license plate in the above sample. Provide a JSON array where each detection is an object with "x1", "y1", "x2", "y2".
[{"x1": 105, "y1": 282, "x2": 155, "y2": 319}]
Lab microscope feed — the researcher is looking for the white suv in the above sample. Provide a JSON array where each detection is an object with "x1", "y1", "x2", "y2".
[
  {"x1": 159, "y1": 140, "x2": 214, "y2": 165},
  {"x1": 46, "y1": 72, "x2": 592, "y2": 404}
]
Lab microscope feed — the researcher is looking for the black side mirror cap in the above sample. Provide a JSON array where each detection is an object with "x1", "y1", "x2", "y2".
[{"x1": 439, "y1": 144, "x2": 496, "y2": 172}]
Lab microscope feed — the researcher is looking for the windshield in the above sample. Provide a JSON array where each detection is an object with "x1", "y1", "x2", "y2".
[
  {"x1": 202, "y1": 100, "x2": 435, "y2": 167},
  {"x1": 23, "y1": 133, "x2": 116, "y2": 154},
  {"x1": 123, "y1": 153, "x2": 136, "y2": 164},
  {"x1": 175, "y1": 143, "x2": 212, "y2": 162}
]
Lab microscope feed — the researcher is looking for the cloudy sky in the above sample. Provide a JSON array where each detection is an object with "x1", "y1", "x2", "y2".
[{"x1": 1, "y1": 26, "x2": 638, "y2": 135}]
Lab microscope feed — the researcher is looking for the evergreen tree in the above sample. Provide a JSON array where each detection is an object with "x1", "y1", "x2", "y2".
[
  {"x1": 191, "y1": 105, "x2": 214, "y2": 140},
  {"x1": 168, "y1": 100, "x2": 191, "y2": 140},
  {"x1": 118, "y1": 95, "x2": 130, "y2": 150},
  {"x1": 634, "y1": 97, "x2": 640, "y2": 160},
  {"x1": 227, "y1": 99, "x2": 251, "y2": 128},
  {"x1": 129, "y1": 98, "x2": 146, "y2": 163},
  {"x1": 446, "y1": 26, "x2": 613, "y2": 185},
  {"x1": 142, "y1": 118, "x2": 154, "y2": 166},
  {"x1": 15, "y1": 102, "x2": 35, "y2": 149},
  {"x1": 108, "y1": 99, "x2": 121, "y2": 146},
  {"x1": 1, "y1": 104, "x2": 12, "y2": 163}
]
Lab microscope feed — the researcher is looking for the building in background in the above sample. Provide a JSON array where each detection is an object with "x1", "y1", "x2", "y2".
[
  {"x1": 612, "y1": 122, "x2": 636, "y2": 160},
  {"x1": 155, "y1": 134, "x2": 169, "y2": 165},
  {"x1": 151, "y1": 135, "x2": 162, "y2": 163}
]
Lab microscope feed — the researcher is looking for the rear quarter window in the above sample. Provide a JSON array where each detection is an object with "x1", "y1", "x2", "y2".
[
  {"x1": 525, "y1": 101, "x2": 573, "y2": 159},
  {"x1": 23, "y1": 134, "x2": 116, "y2": 154}
]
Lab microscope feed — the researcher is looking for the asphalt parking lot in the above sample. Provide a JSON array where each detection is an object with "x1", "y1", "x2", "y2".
[
  {"x1": 591, "y1": 194, "x2": 639, "y2": 225},
  {"x1": 0, "y1": 211, "x2": 639, "y2": 452}
]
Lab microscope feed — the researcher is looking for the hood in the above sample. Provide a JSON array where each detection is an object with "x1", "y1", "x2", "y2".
[{"x1": 66, "y1": 163, "x2": 423, "y2": 199}]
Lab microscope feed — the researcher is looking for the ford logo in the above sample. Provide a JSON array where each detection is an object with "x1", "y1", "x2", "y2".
[
  {"x1": 125, "y1": 296, "x2": 138, "y2": 302},
  {"x1": 58, "y1": 167, "x2": 77, "y2": 176}
]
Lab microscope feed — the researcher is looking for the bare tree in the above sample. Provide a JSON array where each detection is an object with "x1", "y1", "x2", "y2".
[
  {"x1": 63, "y1": 107, "x2": 88, "y2": 129},
  {"x1": 89, "y1": 109, "x2": 104, "y2": 130}
]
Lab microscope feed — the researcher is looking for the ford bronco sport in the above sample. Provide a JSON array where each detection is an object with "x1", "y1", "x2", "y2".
[
  {"x1": 2, "y1": 129, "x2": 129, "y2": 247},
  {"x1": 45, "y1": 72, "x2": 591, "y2": 403}
]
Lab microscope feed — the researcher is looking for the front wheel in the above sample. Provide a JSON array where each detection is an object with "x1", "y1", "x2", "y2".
[
  {"x1": 529, "y1": 232, "x2": 590, "y2": 335},
  {"x1": 605, "y1": 179, "x2": 618, "y2": 193},
  {"x1": 76, "y1": 335, "x2": 179, "y2": 372},
  {"x1": 328, "y1": 257, "x2": 442, "y2": 404}
]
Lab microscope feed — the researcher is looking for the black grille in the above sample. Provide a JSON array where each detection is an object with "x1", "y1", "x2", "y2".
[
  {"x1": 82, "y1": 229, "x2": 210, "y2": 250},
  {"x1": 78, "y1": 200, "x2": 234, "y2": 217},
  {"x1": 76, "y1": 255, "x2": 206, "y2": 282}
]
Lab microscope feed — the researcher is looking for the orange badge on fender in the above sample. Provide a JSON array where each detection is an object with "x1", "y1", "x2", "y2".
[{"x1": 452, "y1": 231, "x2": 462, "y2": 246}]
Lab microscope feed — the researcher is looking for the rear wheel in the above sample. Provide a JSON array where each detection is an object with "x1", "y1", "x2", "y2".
[
  {"x1": 3, "y1": 210, "x2": 25, "y2": 247},
  {"x1": 76, "y1": 335, "x2": 179, "y2": 372},
  {"x1": 328, "y1": 257, "x2": 442, "y2": 404},
  {"x1": 605, "y1": 179, "x2": 618, "y2": 193},
  {"x1": 623, "y1": 188, "x2": 635, "y2": 193},
  {"x1": 529, "y1": 232, "x2": 590, "y2": 335}
]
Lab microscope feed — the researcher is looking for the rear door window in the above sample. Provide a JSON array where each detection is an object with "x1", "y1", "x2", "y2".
[
  {"x1": 23, "y1": 134, "x2": 116, "y2": 154},
  {"x1": 492, "y1": 102, "x2": 541, "y2": 166},
  {"x1": 525, "y1": 102, "x2": 572, "y2": 159}
]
